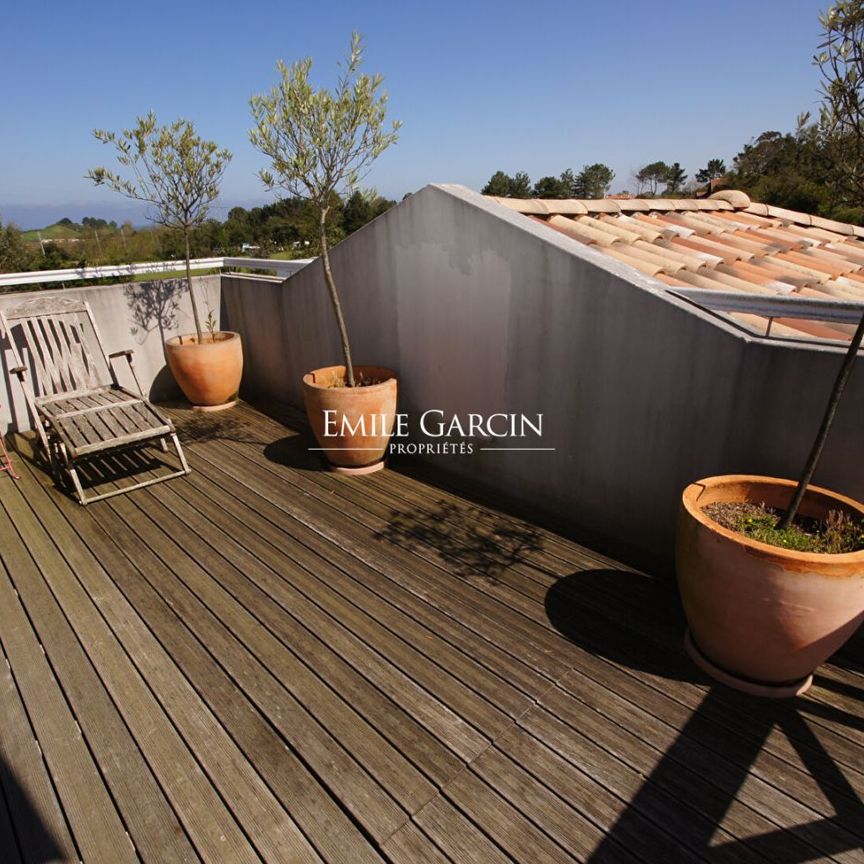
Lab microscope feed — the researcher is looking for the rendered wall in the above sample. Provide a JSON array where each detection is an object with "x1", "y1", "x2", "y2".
[
  {"x1": 1, "y1": 275, "x2": 220, "y2": 433},
  {"x1": 221, "y1": 185, "x2": 863, "y2": 567}
]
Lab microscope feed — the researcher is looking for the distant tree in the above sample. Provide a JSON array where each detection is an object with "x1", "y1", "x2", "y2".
[
  {"x1": 57, "y1": 217, "x2": 73, "y2": 226},
  {"x1": 815, "y1": 0, "x2": 864, "y2": 206},
  {"x1": 482, "y1": 170, "x2": 515, "y2": 196},
  {"x1": 532, "y1": 175, "x2": 569, "y2": 199},
  {"x1": 0, "y1": 220, "x2": 29, "y2": 274},
  {"x1": 695, "y1": 158, "x2": 727, "y2": 183},
  {"x1": 559, "y1": 168, "x2": 578, "y2": 197},
  {"x1": 87, "y1": 113, "x2": 231, "y2": 341},
  {"x1": 482, "y1": 170, "x2": 533, "y2": 198},
  {"x1": 635, "y1": 161, "x2": 671, "y2": 196},
  {"x1": 574, "y1": 163, "x2": 615, "y2": 198},
  {"x1": 343, "y1": 188, "x2": 395, "y2": 234},
  {"x1": 729, "y1": 118, "x2": 832, "y2": 214},
  {"x1": 510, "y1": 171, "x2": 533, "y2": 198},
  {"x1": 664, "y1": 162, "x2": 688, "y2": 194}
]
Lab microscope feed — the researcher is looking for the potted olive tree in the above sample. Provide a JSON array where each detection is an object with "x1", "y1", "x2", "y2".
[
  {"x1": 676, "y1": 0, "x2": 864, "y2": 697},
  {"x1": 249, "y1": 33, "x2": 401, "y2": 474},
  {"x1": 87, "y1": 113, "x2": 242, "y2": 411}
]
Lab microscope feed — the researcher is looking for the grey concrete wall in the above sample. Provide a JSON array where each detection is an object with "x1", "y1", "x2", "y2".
[
  {"x1": 221, "y1": 185, "x2": 864, "y2": 568},
  {"x1": 1, "y1": 275, "x2": 220, "y2": 432}
]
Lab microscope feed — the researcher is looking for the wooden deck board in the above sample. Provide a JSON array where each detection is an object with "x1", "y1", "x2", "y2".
[{"x1": 0, "y1": 402, "x2": 861, "y2": 863}]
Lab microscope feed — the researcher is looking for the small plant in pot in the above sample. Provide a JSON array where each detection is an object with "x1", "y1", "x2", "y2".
[
  {"x1": 677, "y1": 0, "x2": 864, "y2": 698},
  {"x1": 249, "y1": 33, "x2": 401, "y2": 474},
  {"x1": 87, "y1": 113, "x2": 242, "y2": 411}
]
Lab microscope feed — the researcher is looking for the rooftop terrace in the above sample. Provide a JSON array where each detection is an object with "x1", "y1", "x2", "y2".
[{"x1": 1, "y1": 403, "x2": 863, "y2": 863}]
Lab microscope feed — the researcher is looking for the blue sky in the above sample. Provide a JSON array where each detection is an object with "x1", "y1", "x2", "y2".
[{"x1": 1, "y1": 0, "x2": 828, "y2": 228}]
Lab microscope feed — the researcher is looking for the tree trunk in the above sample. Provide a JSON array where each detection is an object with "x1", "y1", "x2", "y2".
[
  {"x1": 319, "y1": 207, "x2": 356, "y2": 387},
  {"x1": 779, "y1": 311, "x2": 864, "y2": 529},
  {"x1": 184, "y1": 227, "x2": 204, "y2": 343}
]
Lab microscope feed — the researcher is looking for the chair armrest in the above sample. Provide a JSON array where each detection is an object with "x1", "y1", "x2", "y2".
[{"x1": 108, "y1": 349, "x2": 134, "y2": 361}]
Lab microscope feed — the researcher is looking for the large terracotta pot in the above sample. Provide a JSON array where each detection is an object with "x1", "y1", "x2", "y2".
[
  {"x1": 676, "y1": 475, "x2": 864, "y2": 697},
  {"x1": 165, "y1": 331, "x2": 243, "y2": 410},
  {"x1": 302, "y1": 365, "x2": 397, "y2": 474}
]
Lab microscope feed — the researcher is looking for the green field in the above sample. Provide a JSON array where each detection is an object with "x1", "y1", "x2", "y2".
[{"x1": 20, "y1": 222, "x2": 87, "y2": 241}]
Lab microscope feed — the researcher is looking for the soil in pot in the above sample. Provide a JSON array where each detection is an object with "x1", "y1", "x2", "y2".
[{"x1": 703, "y1": 501, "x2": 864, "y2": 554}]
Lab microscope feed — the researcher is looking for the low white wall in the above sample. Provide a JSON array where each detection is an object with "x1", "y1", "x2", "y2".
[
  {"x1": 222, "y1": 185, "x2": 864, "y2": 567},
  {"x1": 1, "y1": 275, "x2": 220, "y2": 432}
]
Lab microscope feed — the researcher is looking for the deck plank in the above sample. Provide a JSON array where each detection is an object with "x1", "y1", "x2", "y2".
[
  {"x1": 0, "y1": 480, "x2": 200, "y2": 864},
  {"x1": 7, "y1": 449, "x2": 294, "y2": 864},
  {"x1": 104, "y1": 487, "x2": 434, "y2": 824},
  {"x1": 0, "y1": 616, "x2": 76, "y2": 864},
  {"x1": 0, "y1": 501, "x2": 137, "y2": 864}
]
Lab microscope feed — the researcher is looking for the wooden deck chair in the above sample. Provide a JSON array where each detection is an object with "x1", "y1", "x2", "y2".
[{"x1": 0, "y1": 296, "x2": 190, "y2": 504}]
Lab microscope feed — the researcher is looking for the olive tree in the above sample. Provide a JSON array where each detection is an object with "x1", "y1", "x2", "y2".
[
  {"x1": 249, "y1": 33, "x2": 401, "y2": 387},
  {"x1": 87, "y1": 113, "x2": 232, "y2": 342},
  {"x1": 780, "y1": 0, "x2": 864, "y2": 527}
]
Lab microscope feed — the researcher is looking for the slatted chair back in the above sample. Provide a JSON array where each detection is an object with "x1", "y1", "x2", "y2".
[{"x1": 0, "y1": 297, "x2": 113, "y2": 400}]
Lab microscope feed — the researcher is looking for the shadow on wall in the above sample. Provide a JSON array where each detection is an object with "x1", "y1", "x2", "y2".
[
  {"x1": 124, "y1": 279, "x2": 184, "y2": 402},
  {"x1": 0, "y1": 755, "x2": 65, "y2": 862}
]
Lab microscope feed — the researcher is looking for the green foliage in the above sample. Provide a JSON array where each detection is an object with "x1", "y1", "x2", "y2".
[
  {"x1": 695, "y1": 158, "x2": 727, "y2": 183},
  {"x1": 481, "y1": 170, "x2": 533, "y2": 198},
  {"x1": 635, "y1": 161, "x2": 671, "y2": 196},
  {"x1": 484, "y1": 165, "x2": 615, "y2": 200},
  {"x1": 0, "y1": 221, "x2": 29, "y2": 273},
  {"x1": 249, "y1": 32, "x2": 400, "y2": 387},
  {"x1": 663, "y1": 162, "x2": 688, "y2": 195},
  {"x1": 532, "y1": 175, "x2": 570, "y2": 199},
  {"x1": 87, "y1": 113, "x2": 232, "y2": 232},
  {"x1": 87, "y1": 112, "x2": 232, "y2": 339},
  {"x1": 342, "y1": 188, "x2": 395, "y2": 234},
  {"x1": 480, "y1": 170, "x2": 513, "y2": 197},
  {"x1": 249, "y1": 33, "x2": 400, "y2": 208},
  {"x1": 705, "y1": 502, "x2": 864, "y2": 553},
  {"x1": 815, "y1": 0, "x2": 864, "y2": 206},
  {"x1": 574, "y1": 163, "x2": 615, "y2": 198}
]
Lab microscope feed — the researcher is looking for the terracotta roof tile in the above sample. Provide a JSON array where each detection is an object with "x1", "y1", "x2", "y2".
[{"x1": 489, "y1": 190, "x2": 864, "y2": 341}]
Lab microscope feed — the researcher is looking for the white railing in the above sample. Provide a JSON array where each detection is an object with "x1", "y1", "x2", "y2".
[{"x1": 0, "y1": 256, "x2": 315, "y2": 288}]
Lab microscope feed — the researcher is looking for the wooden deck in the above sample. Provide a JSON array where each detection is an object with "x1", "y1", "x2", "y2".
[{"x1": 0, "y1": 402, "x2": 862, "y2": 864}]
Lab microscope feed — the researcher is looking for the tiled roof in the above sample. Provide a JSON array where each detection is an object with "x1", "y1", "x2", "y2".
[{"x1": 487, "y1": 190, "x2": 864, "y2": 341}]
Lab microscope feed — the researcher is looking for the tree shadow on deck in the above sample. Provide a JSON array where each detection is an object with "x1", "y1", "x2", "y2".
[
  {"x1": 0, "y1": 756, "x2": 64, "y2": 863},
  {"x1": 172, "y1": 411, "x2": 268, "y2": 446},
  {"x1": 544, "y1": 573, "x2": 864, "y2": 862},
  {"x1": 375, "y1": 499, "x2": 544, "y2": 581}
]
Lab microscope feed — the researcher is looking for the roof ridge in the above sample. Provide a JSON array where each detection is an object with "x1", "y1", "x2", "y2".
[{"x1": 485, "y1": 190, "x2": 864, "y2": 239}]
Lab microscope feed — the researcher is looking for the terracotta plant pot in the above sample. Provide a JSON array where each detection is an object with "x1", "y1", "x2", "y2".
[
  {"x1": 165, "y1": 331, "x2": 243, "y2": 411},
  {"x1": 302, "y1": 365, "x2": 397, "y2": 474},
  {"x1": 676, "y1": 475, "x2": 864, "y2": 697}
]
